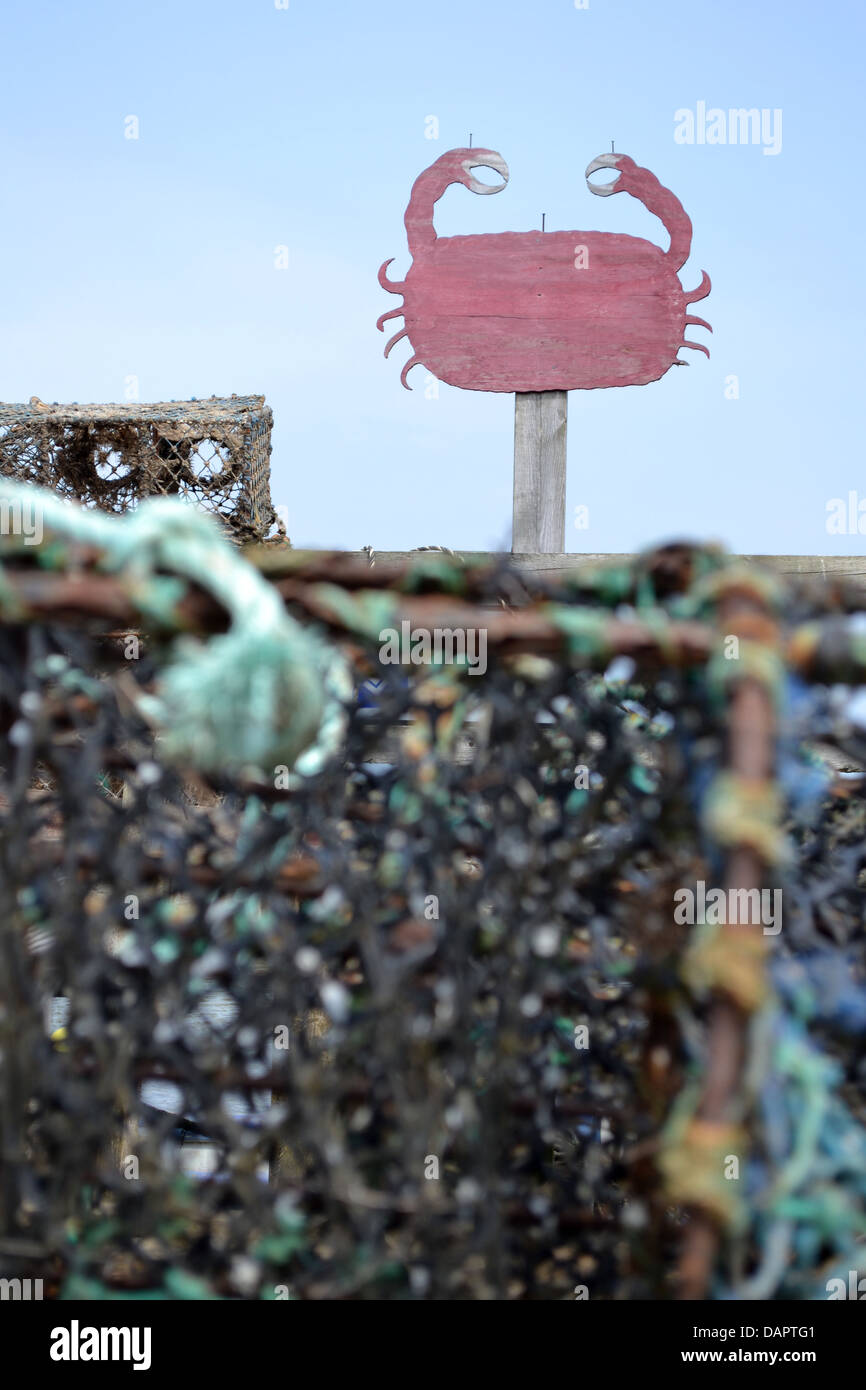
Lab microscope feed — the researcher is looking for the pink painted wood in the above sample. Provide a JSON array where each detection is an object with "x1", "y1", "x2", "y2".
[{"x1": 378, "y1": 150, "x2": 711, "y2": 393}]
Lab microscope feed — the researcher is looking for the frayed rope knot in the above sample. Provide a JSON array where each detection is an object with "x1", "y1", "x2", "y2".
[
  {"x1": 701, "y1": 771, "x2": 791, "y2": 868},
  {"x1": 658, "y1": 1116, "x2": 749, "y2": 1232},
  {"x1": 683, "y1": 921, "x2": 771, "y2": 1013}
]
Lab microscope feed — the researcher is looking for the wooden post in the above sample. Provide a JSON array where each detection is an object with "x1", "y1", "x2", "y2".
[{"x1": 512, "y1": 391, "x2": 567, "y2": 553}]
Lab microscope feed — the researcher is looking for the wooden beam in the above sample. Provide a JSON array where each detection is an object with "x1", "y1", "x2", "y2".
[{"x1": 512, "y1": 391, "x2": 567, "y2": 552}]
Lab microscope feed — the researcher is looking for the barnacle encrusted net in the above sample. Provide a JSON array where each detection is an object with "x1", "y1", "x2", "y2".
[{"x1": 2, "y1": 522, "x2": 866, "y2": 1301}]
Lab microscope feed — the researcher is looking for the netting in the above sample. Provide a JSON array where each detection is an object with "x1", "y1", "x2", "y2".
[
  {"x1": 0, "y1": 396, "x2": 278, "y2": 542},
  {"x1": 1, "y1": 489, "x2": 866, "y2": 1301}
]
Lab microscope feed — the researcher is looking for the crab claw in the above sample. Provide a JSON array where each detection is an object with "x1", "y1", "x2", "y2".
[
  {"x1": 585, "y1": 152, "x2": 624, "y2": 196},
  {"x1": 460, "y1": 150, "x2": 510, "y2": 195}
]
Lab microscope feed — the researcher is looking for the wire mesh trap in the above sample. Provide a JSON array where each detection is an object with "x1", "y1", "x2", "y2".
[
  {"x1": 1, "y1": 501, "x2": 866, "y2": 1301},
  {"x1": 0, "y1": 396, "x2": 277, "y2": 542}
]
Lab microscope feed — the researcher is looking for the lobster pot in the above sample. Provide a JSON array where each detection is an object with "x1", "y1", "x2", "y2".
[{"x1": 0, "y1": 395, "x2": 277, "y2": 542}]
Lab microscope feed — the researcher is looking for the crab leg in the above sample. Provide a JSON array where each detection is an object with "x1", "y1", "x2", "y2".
[
  {"x1": 685, "y1": 316, "x2": 712, "y2": 333},
  {"x1": 378, "y1": 257, "x2": 405, "y2": 293},
  {"x1": 384, "y1": 328, "x2": 409, "y2": 358},
  {"x1": 400, "y1": 355, "x2": 422, "y2": 390},
  {"x1": 377, "y1": 307, "x2": 403, "y2": 333},
  {"x1": 681, "y1": 339, "x2": 711, "y2": 358},
  {"x1": 684, "y1": 271, "x2": 711, "y2": 304}
]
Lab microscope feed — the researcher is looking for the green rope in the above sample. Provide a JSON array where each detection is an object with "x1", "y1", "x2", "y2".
[{"x1": 0, "y1": 481, "x2": 350, "y2": 777}]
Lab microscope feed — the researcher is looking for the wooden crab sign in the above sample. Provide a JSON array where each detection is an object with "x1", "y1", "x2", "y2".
[{"x1": 377, "y1": 148, "x2": 711, "y2": 392}]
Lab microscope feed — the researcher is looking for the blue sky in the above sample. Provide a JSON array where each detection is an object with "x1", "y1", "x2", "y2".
[{"x1": 0, "y1": 0, "x2": 863, "y2": 554}]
